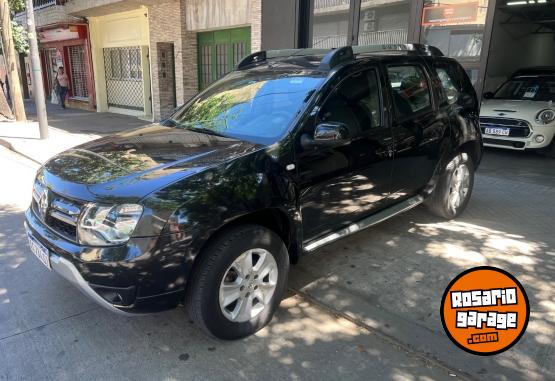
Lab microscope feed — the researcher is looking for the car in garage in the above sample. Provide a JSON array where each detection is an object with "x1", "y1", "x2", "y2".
[
  {"x1": 24, "y1": 44, "x2": 482, "y2": 340},
  {"x1": 480, "y1": 67, "x2": 555, "y2": 155}
]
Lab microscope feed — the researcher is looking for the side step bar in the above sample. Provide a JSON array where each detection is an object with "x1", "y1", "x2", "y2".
[{"x1": 304, "y1": 195, "x2": 424, "y2": 252}]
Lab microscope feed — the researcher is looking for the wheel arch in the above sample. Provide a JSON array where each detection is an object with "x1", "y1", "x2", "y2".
[{"x1": 184, "y1": 207, "x2": 300, "y2": 294}]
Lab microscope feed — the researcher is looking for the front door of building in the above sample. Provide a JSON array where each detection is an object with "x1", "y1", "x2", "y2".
[{"x1": 197, "y1": 27, "x2": 251, "y2": 90}]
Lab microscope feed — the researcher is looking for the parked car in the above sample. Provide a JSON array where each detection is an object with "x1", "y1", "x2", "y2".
[
  {"x1": 25, "y1": 44, "x2": 482, "y2": 340},
  {"x1": 480, "y1": 67, "x2": 555, "y2": 155}
]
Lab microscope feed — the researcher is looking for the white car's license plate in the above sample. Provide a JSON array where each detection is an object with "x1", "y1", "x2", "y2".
[
  {"x1": 28, "y1": 234, "x2": 51, "y2": 270},
  {"x1": 485, "y1": 127, "x2": 510, "y2": 136}
]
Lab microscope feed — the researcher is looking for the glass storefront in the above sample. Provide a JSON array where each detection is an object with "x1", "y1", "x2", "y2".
[
  {"x1": 311, "y1": 0, "x2": 352, "y2": 48},
  {"x1": 307, "y1": 0, "x2": 494, "y2": 94},
  {"x1": 420, "y1": 0, "x2": 491, "y2": 85},
  {"x1": 357, "y1": 0, "x2": 411, "y2": 45},
  {"x1": 311, "y1": 0, "x2": 411, "y2": 48}
]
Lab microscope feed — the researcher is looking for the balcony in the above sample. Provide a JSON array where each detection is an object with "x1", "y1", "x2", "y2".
[{"x1": 31, "y1": 0, "x2": 63, "y2": 10}]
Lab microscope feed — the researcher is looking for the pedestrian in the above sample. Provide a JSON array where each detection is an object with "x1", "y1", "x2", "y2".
[{"x1": 56, "y1": 67, "x2": 70, "y2": 109}]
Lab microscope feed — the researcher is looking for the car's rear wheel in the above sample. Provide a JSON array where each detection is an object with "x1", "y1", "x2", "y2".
[
  {"x1": 426, "y1": 152, "x2": 475, "y2": 220},
  {"x1": 187, "y1": 224, "x2": 289, "y2": 340}
]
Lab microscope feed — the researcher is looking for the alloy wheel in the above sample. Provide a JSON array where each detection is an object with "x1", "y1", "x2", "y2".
[
  {"x1": 218, "y1": 248, "x2": 278, "y2": 323},
  {"x1": 448, "y1": 162, "x2": 470, "y2": 213}
]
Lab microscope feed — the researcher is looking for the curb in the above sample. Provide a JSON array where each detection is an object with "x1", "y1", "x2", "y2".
[{"x1": 0, "y1": 137, "x2": 42, "y2": 165}]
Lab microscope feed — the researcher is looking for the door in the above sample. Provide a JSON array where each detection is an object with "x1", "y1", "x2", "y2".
[
  {"x1": 43, "y1": 48, "x2": 57, "y2": 98},
  {"x1": 386, "y1": 62, "x2": 447, "y2": 197},
  {"x1": 297, "y1": 67, "x2": 394, "y2": 242},
  {"x1": 197, "y1": 27, "x2": 251, "y2": 90},
  {"x1": 103, "y1": 46, "x2": 144, "y2": 112}
]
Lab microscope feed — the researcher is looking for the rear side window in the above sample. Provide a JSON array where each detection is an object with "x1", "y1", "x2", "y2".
[
  {"x1": 387, "y1": 65, "x2": 432, "y2": 120},
  {"x1": 435, "y1": 64, "x2": 462, "y2": 105}
]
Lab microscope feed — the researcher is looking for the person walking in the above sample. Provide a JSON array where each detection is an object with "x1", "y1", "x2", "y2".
[{"x1": 56, "y1": 67, "x2": 70, "y2": 109}]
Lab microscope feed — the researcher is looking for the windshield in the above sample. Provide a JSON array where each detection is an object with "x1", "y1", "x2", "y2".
[
  {"x1": 168, "y1": 70, "x2": 325, "y2": 145},
  {"x1": 494, "y1": 76, "x2": 555, "y2": 101}
]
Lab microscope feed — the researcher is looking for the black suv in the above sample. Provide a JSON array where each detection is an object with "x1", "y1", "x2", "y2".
[{"x1": 25, "y1": 44, "x2": 482, "y2": 339}]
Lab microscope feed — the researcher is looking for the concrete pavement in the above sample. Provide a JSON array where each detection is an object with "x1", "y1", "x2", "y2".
[
  {"x1": 0, "y1": 100, "x2": 149, "y2": 164},
  {"x1": 0, "y1": 146, "x2": 455, "y2": 381},
  {"x1": 0, "y1": 145, "x2": 553, "y2": 380}
]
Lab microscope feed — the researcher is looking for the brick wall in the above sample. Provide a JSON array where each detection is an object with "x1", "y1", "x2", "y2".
[
  {"x1": 250, "y1": 0, "x2": 262, "y2": 52},
  {"x1": 147, "y1": 0, "x2": 183, "y2": 121},
  {"x1": 13, "y1": 5, "x2": 75, "y2": 28}
]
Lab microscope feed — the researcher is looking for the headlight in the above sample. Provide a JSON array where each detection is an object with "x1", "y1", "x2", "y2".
[
  {"x1": 78, "y1": 204, "x2": 143, "y2": 246},
  {"x1": 536, "y1": 109, "x2": 555, "y2": 125}
]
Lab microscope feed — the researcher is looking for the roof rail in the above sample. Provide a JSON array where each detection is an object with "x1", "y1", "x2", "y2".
[
  {"x1": 235, "y1": 44, "x2": 443, "y2": 71},
  {"x1": 352, "y1": 44, "x2": 443, "y2": 56},
  {"x1": 236, "y1": 48, "x2": 332, "y2": 70},
  {"x1": 318, "y1": 46, "x2": 354, "y2": 71}
]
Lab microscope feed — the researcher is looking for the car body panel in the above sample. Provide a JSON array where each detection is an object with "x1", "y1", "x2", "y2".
[
  {"x1": 24, "y1": 48, "x2": 482, "y2": 314},
  {"x1": 480, "y1": 99, "x2": 555, "y2": 150}
]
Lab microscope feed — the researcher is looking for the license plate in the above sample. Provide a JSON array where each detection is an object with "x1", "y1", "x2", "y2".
[
  {"x1": 28, "y1": 234, "x2": 51, "y2": 270},
  {"x1": 485, "y1": 127, "x2": 510, "y2": 136}
]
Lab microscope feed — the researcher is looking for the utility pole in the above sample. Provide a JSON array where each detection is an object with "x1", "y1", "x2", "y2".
[
  {"x1": 25, "y1": 0, "x2": 48, "y2": 138},
  {"x1": 0, "y1": 0, "x2": 26, "y2": 121}
]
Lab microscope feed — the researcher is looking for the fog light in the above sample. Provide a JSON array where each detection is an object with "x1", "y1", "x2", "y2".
[{"x1": 535, "y1": 135, "x2": 545, "y2": 143}]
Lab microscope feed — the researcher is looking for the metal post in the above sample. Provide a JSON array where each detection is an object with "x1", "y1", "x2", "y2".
[{"x1": 25, "y1": 0, "x2": 48, "y2": 139}]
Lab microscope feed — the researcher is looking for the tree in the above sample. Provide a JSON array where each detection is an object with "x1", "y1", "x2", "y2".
[{"x1": 0, "y1": 0, "x2": 26, "y2": 121}]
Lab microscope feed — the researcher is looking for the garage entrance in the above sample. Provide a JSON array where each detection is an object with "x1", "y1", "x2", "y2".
[{"x1": 484, "y1": 1, "x2": 555, "y2": 94}]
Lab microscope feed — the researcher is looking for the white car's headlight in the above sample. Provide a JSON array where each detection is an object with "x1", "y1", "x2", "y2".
[
  {"x1": 78, "y1": 204, "x2": 143, "y2": 246},
  {"x1": 536, "y1": 109, "x2": 555, "y2": 125}
]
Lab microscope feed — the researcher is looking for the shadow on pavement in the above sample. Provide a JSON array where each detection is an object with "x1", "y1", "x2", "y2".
[{"x1": 24, "y1": 99, "x2": 149, "y2": 136}]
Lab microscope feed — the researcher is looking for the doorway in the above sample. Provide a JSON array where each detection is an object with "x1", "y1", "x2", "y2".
[{"x1": 197, "y1": 27, "x2": 251, "y2": 90}]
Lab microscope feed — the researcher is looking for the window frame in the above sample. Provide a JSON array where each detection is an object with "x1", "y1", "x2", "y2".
[
  {"x1": 316, "y1": 65, "x2": 385, "y2": 138},
  {"x1": 433, "y1": 63, "x2": 463, "y2": 106},
  {"x1": 385, "y1": 63, "x2": 435, "y2": 123}
]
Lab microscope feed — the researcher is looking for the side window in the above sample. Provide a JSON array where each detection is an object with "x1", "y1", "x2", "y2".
[
  {"x1": 435, "y1": 65, "x2": 461, "y2": 105},
  {"x1": 319, "y1": 69, "x2": 382, "y2": 136},
  {"x1": 387, "y1": 65, "x2": 432, "y2": 120}
]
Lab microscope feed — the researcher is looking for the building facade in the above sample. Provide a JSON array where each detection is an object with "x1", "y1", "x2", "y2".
[
  {"x1": 14, "y1": 1, "x2": 96, "y2": 110},
  {"x1": 17, "y1": 0, "x2": 261, "y2": 121},
  {"x1": 262, "y1": 0, "x2": 555, "y2": 99}
]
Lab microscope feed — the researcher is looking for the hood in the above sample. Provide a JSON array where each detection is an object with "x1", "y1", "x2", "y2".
[
  {"x1": 480, "y1": 99, "x2": 553, "y2": 123},
  {"x1": 40, "y1": 124, "x2": 263, "y2": 201}
]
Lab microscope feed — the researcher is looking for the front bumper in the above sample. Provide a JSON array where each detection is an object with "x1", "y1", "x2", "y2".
[
  {"x1": 24, "y1": 207, "x2": 188, "y2": 314},
  {"x1": 482, "y1": 134, "x2": 554, "y2": 150}
]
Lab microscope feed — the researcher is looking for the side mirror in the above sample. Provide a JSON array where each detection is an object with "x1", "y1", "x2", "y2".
[
  {"x1": 301, "y1": 122, "x2": 350, "y2": 149},
  {"x1": 483, "y1": 92, "x2": 494, "y2": 100}
]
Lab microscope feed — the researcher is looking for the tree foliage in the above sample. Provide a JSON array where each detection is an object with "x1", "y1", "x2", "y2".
[{"x1": 0, "y1": 0, "x2": 28, "y2": 54}]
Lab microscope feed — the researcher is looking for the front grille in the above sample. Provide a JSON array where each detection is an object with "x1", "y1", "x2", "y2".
[
  {"x1": 483, "y1": 138, "x2": 525, "y2": 148},
  {"x1": 32, "y1": 181, "x2": 83, "y2": 242},
  {"x1": 480, "y1": 117, "x2": 531, "y2": 138}
]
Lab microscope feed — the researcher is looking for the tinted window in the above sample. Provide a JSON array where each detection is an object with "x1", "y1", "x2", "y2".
[
  {"x1": 387, "y1": 65, "x2": 431, "y2": 119},
  {"x1": 169, "y1": 70, "x2": 325, "y2": 145},
  {"x1": 436, "y1": 66, "x2": 461, "y2": 105},
  {"x1": 494, "y1": 77, "x2": 555, "y2": 101},
  {"x1": 319, "y1": 69, "x2": 382, "y2": 136}
]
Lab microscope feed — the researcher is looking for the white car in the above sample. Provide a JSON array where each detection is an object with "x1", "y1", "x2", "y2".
[{"x1": 480, "y1": 67, "x2": 555, "y2": 156}]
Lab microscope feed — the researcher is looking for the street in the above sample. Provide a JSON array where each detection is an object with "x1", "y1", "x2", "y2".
[{"x1": 0, "y1": 145, "x2": 553, "y2": 381}]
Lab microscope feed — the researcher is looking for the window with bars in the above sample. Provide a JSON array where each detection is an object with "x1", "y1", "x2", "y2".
[
  {"x1": 197, "y1": 27, "x2": 250, "y2": 90},
  {"x1": 105, "y1": 46, "x2": 142, "y2": 81},
  {"x1": 68, "y1": 45, "x2": 89, "y2": 99}
]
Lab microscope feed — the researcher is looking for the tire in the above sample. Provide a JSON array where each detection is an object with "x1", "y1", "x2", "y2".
[
  {"x1": 426, "y1": 152, "x2": 475, "y2": 220},
  {"x1": 187, "y1": 224, "x2": 289, "y2": 340}
]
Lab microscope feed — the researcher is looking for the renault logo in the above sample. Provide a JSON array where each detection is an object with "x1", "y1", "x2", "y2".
[{"x1": 38, "y1": 188, "x2": 49, "y2": 220}]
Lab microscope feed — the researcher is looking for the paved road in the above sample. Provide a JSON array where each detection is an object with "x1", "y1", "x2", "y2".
[{"x1": 0, "y1": 145, "x2": 553, "y2": 380}]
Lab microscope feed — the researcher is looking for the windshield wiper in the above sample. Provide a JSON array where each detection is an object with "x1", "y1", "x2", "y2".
[{"x1": 182, "y1": 126, "x2": 231, "y2": 138}]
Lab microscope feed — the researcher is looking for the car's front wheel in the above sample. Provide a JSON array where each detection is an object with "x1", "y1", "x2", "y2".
[
  {"x1": 426, "y1": 152, "x2": 475, "y2": 220},
  {"x1": 187, "y1": 224, "x2": 289, "y2": 340}
]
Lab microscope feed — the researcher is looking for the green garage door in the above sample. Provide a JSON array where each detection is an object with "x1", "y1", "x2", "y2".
[{"x1": 198, "y1": 27, "x2": 251, "y2": 90}]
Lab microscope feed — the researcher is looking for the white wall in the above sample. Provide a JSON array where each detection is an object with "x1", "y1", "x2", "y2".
[
  {"x1": 89, "y1": 8, "x2": 151, "y2": 117},
  {"x1": 485, "y1": 10, "x2": 555, "y2": 93}
]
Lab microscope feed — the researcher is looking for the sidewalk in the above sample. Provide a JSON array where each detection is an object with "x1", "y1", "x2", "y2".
[{"x1": 0, "y1": 100, "x2": 149, "y2": 164}]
